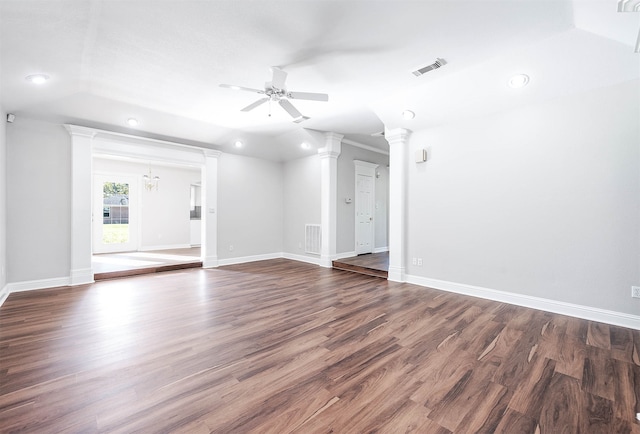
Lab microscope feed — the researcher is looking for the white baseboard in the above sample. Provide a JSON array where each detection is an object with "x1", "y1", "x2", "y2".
[
  {"x1": 373, "y1": 247, "x2": 389, "y2": 253},
  {"x1": 202, "y1": 255, "x2": 218, "y2": 268},
  {"x1": 406, "y1": 274, "x2": 640, "y2": 331},
  {"x1": 218, "y1": 252, "x2": 282, "y2": 267},
  {"x1": 335, "y1": 251, "x2": 357, "y2": 260},
  {"x1": 0, "y1": 284, "x2": 9, "y2": 307},
  {"x1": 388, "y1": 266, "x2": 405, "y2": 283},
  {"x1": 139, "y1": 244, "x2": 192, "y2": 252},
  {"x1": 282, "y1": 252, "x2": 321, "y2": 266},
  {"x1": 5, "y1": 276, "x2": 71, "y2": 294},
  {"x1": 70, "y1": 268, "x2": 94, "y2": 286}
]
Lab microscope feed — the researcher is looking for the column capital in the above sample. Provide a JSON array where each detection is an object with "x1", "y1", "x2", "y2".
[
  {"x1": 64, "y1": 124, "x2": 97, "y2": 139},
  {"x1": 318, "y1": 132, "x2": 343, "y2": 159},
  {"x1": 385, "y1": 128, "x2": 412, "y2": 146},
  {"x1": 204, "y1": 149, "x2": 222, "y2": 159}
]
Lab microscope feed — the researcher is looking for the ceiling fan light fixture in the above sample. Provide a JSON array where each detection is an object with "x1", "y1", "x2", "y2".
[
  {"x1": 508, "y1": 74, "x2": 530, "y2": 88},
  {"x1": 402, "y1": 110, "x2": 415, "y2": 120},
  {"x1": 221, "y1": 67, "x2": 327, "y2": 121},
  {"x1": 25, "y1": 73, "x2": 50, "y2": 84}
]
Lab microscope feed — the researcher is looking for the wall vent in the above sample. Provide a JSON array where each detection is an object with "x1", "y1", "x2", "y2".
[
  {"x1": 305, "y1": 224, "x2": 321, "y2": 255},
  {"x1": 412, "y1": 58, "x2": 447, "y2": 77}
]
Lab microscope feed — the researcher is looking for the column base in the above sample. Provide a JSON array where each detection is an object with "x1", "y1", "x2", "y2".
[{"x1": 388, "y1": 265, "x2": 405, "y2": 283}]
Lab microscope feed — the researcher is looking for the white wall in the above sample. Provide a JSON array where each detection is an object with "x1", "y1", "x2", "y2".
[
  {"x1": 93, "y1": 158, "x2": 200, "y2": 250},
  {"x1": 282, "y1": 154, "x2": 321, "y2": 259},
  {"x1": 217, "y1": 152, "x2": 283, "y2": 260},
  {"x1": 337, "y1": 143, "x2": 389, "y2": 254},
  {"x1": 6, "y1": 118, "x2": 71, "y2": 282},
  {"x1": 406, "y1": 79, "x2": 640, "y2": 316}
]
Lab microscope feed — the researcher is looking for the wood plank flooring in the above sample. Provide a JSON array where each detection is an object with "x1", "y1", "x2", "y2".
[{"x1": 0, "y1": 259, "x2": 638, "y2": 433}]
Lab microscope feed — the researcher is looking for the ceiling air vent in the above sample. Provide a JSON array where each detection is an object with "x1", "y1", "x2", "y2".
[{"x1": 412, "y1": 58, "x2": 447, "y2": 77}]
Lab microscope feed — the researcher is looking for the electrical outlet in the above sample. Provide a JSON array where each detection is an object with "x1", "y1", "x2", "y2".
[
  {"x1": 412, "y1": 258, "x2": 417, "y2": 266},
  {"x1": 229, "y1": 245, "x2": 234, "y2": 252},
  {"x1": 632, "y1": 286, "x2": 640, "y2": 299},
  {"x1": 417, "y1": 258, "x2": 423, "y2": 266}
]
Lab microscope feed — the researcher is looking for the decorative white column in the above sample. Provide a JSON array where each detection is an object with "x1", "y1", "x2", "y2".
[
  {"x1": 386, "y1": 128, "x2": 412, "y2": 282},
  {"x1": 202, "y1": 149, "x2": 221, "y2": 268},
  {"x1": 318, "y1": 132, "x2": 343, "y2": 268},
  {"x1": 65, "y1": 125, "x2": 96, "y2": 285}
]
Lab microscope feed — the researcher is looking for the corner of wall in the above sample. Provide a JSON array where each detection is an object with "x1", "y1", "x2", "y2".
[{"x1": 0, "y1": 103, "x2": 7, "y2": 297}]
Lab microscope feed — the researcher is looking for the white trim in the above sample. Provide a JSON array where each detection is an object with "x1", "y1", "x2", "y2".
[
  {"x1": 202, "y1": 255, "x2": 218, "y2": 268},
  {"x1": 218, "y1": 252, "x2": 283, "y2": 266},
  {"x1": 0, "y1": 285, "x2": 9, "y2": 307},
  {"x1": 66, "y1": 124, "x2": 217, "y2": 158},
  {"x1": 388, "y1": 266, "x2": 405, "y2": 283},
  {"x1": 69, "y1": 268, "x2": 95, "y2": 286},
  {"x1": 335, "y1": 251, "x2": 357, "y2": 260},
  {"x1": 405, "y1": 274, "x2": 640, "y2": 331},
  {"x1": 342, "y1": 138, "x2": 389, "y2": 156},
  {"x1": 6, "y1": 277, "x2": 71, "y2": 294},
  {"x1": 282, "y1": 252, "x2": 321, "y2": 266},
  {"x1": 318, "y1": 133, "x2": 342, "y2": 271},
  {"x1": 386, "y1": 128, "x2": 412, "y2": 286},
  {"x1": 139, "y1": 244, "x2": 192, "y2": 252},
  {"x1": 373, "y1": 246, "x2": 389, "y2": 253}
]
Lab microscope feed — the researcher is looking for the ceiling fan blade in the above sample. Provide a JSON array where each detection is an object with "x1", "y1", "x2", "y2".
[
  {"x1": 278, "y1": 99, "x2": 303, "y2": 119},
  {"x1": 241, "y1": 98, "x2": 269, "y2": 112},
  {"x1": 287, "y1": 91, "x2": 329, "y2": 102},
  {"x1": 220, "y1": 84, "x2": 265, "y2": 94},
  {"x1": 270, "y1": 67, "x2": 288, "y2": 90}
]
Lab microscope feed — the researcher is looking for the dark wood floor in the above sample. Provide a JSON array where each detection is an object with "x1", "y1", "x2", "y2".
[{"x1": 0, "y1": 259, "x2": 638, "y2": 433}]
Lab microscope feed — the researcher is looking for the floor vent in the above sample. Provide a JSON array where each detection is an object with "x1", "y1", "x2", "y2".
[{"x1": 305, "y1": 224, "x2": 321, "y2": 255}]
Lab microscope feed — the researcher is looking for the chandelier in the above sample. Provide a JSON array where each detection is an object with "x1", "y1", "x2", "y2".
[{"x1": 143, "y1": 168, "x2": 160, "y2": 191}]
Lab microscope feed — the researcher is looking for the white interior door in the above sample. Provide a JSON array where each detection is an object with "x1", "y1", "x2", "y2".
[
  {"x1": 93, "y1": 174, "x2": 138, "y2": 253},
  {"x1": 355, "y1": 173, "x2": 374, "y2": 254}
]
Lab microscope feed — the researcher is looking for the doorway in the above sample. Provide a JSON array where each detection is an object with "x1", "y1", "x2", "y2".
[
  {"x1": 354, "y1": 160, "x2": 378, "y2": 255},
  {"x1": 355, "y1": 173, "x2": 374, "y2": 254},
  {"x1": 93, "y1": 173, "x2": 138, "y2": 254}
]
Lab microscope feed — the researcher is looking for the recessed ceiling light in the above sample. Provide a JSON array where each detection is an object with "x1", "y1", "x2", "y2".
[
  {"x1": 234, "y1": 140, "x2": 243, "y2": 148},
  {"x1": 402, "y1": 110, "x2": 415, "y2": 120},
  {"x1": 126, "y1": 118, "x2": 139, "y2": 127},
  {"x1": 301, "y1": 142, "x2": 311, "y2": 150},
  {"x1": 25, "y1": 74, "x2": 50, "y2": 84},
  {"x1": 508, "y1": 74, "x2": 530, "y2": 88}
]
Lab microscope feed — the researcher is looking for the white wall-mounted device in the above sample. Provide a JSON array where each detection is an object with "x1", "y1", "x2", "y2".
[{"x1": 415, "y1": 148, "x2": 427, "y2": 163}]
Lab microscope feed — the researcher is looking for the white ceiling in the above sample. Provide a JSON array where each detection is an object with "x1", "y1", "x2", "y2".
[{"x1": 1, "y1": 0, "x2": 638, "y2": 161}]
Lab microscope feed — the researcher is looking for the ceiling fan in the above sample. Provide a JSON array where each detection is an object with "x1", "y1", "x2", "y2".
[{"x1": 219, "y1": 67, "x2": 328, "y2": 123}]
